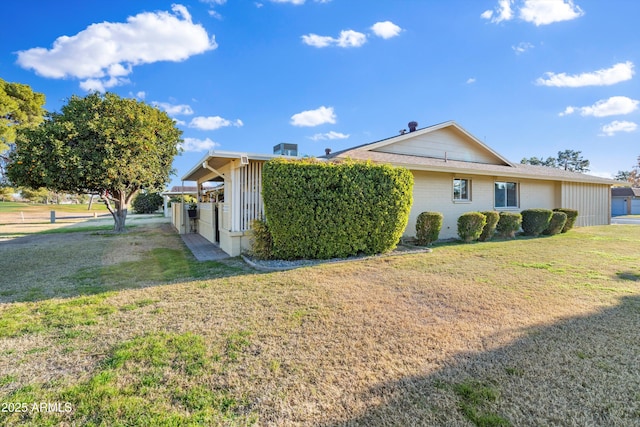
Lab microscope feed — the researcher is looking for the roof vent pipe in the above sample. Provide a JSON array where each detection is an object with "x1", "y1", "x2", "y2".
[{"x1": 408, "y1": 121, "x2": 418, "y2": 132}]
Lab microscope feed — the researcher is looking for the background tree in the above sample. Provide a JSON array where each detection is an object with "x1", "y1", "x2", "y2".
[
  {"x1": 0, "y1": 186, "x2": 15, "y2": 201},
  {"x1": 615, "y1": 170, "x2": 630, "y2": 182},
  {"x1": 619, "y1": 155, "x2": 640, "y2": 187},
  {"x1": 132, "y1": 191, "x2": 164, "y2": 214},
  {"x1": 521, "y1": 149, "x2": 590, "y2": 173},
  {"x1": 7, "y1": 92, "x2": 182, "y2": 232},
  {"x1": 0, "y1": 79, "x2": 46, "y2": 183},
  {"x1": 19, "y1": 187, "x2": 51, "y2": 204}
]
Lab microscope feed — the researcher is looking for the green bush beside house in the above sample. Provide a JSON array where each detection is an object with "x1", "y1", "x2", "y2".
[
  {"x1": 543, "y1": 211, "x2": 568, "y2": 235},
  {"x1": 415, "y1": 211, "x2": 443, "y2": 245},
  {"x1": 260, "y1": 158, "x2": 413, "y2": 260},
  {"x1": 521, "y1": 209, "x2": 553, "y2": 236},
  {"x1": 458, "y1": 212, "x2": 487, "y2": 243},
  {"x1": 479, "y1": 211, "x2": 500, "y2": 242},
  {"x1": 496, "y1": 212, "x2": 522, "y2": 239}
]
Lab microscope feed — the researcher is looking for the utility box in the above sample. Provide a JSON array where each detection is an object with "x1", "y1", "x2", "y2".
[{"x1": 273, "y1": 143, "x2": 298, "y2": 156}]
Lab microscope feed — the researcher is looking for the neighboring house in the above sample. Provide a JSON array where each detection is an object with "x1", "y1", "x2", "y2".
[
  {"x1": 611, "y1": 187, "x2": 640, "y2": 216},
  {"x1": 177, "y1": 121, "x2": 618, "y2": 256}
]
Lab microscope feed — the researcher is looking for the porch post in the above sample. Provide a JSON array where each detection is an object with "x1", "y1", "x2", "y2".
[{"x1": 232, "y1": 161, "x2": 241, "y2": 232}]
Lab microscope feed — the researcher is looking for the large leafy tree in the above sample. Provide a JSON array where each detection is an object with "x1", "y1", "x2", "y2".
[
  {"x1": 521, "y1": 149, "x2": 590, "y2": 173},
  {"x1": 8, "y1": 92, "x2": 182, "y2": 232},
  {"x1": 0, "y1": 78, "x2": 46, "y2": 182}
]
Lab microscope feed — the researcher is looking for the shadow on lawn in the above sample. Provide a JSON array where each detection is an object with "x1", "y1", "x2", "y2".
[
  {"x1": 0, "y1": 223, "x2": 260, "y2": 304},
  {"x1": 324, "y1": 295, "x2": 640, "y2": 427}
]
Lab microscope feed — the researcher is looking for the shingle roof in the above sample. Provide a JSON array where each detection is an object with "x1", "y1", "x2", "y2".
[
  {"x1": 612, "y1": 187, "x2": 640, "y2": 197},
  {"x1": 325, "y1": 120, "x2": 618, "y2": 185},
  {"x1": 170, "y1": 186, "x2": 198, "y2": 193},
  {"x1": 332, "y1": 147, "x2": 618, "y2": 185}
]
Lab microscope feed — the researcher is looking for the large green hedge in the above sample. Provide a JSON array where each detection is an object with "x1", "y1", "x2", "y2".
[{"x1": 261, "y1": 158, "x2": 414, "y2": 260}]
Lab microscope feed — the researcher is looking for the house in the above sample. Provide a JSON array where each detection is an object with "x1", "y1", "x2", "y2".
[
  {"x1": 611, "y1": 187, "x2": 640, "y2": 215},
  {"x1": 176, "y1": 121, "x2": 618, "y2": 256},
  {"x1": 176, "y1": 151, "x2": 293, "y2": 256}
]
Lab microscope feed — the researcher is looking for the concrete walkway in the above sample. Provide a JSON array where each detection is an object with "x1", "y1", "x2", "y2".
[{"x1": 180, "y1": 232, "x2": 230, "y2": 261}]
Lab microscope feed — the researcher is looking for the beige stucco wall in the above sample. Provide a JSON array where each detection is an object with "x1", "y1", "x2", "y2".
[
  {"x1": 197, "y1": 203, "x2": 216, "y2": 243},
  {"x1": 407, "y1": 171, "x2": 559, "y2": 240},
  {"x1": 519, "y1": 179, "x2": 559, "y2": 210},
  {"x1": 171, "y1": 202, "x2": 188, "y2": 234}
]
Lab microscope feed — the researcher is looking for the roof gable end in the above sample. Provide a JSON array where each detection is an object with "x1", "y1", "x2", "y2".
[{"x1": 363, "y1": 121, "x2": 514, "y2": 167}]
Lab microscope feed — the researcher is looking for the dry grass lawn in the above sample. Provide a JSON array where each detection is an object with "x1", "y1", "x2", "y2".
[{"x1": 0, "y1": 223, "x2": 639, "y2": 426}]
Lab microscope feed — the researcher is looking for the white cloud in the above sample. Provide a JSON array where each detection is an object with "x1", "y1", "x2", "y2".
[
  {"x1": 560, "y1": 96, "x2": 639, "y2": 117},
  {"x1": 482, "y1": 0, "x2": 584, "y2": 26},
  {"x1": 201, "y1": 0, "x2": 226, "y2": 19},
  {"x1": 79, "y1": 76, "x2": 131, "y2": 92},
  {"x1": 466, "y1": 77, "x2": 477, "y2": 84},
  {"x1": 189, "y1": 116, "x2": 243, "y2": 130},
  {"x1": 153, "y1": 102, "x2": 195, "y2": 116},
  {"x1": 370, "y1": 21, "x2": 402, "y2": 39},
  {"x1": 336, "y1": 30, "x2": 367, "y2": 48},
  {"x1": 291, "y1": 106, "x2": 336, "y2": 127},
  {"x1": 600, "y1": 120, "x2": 637, "y2": 136},
  {"x1": 302, "y1": 30, "x2": 366, "y2": 48},
  {"x1": 301, "y1": 34, "x2": 335, "y2": 48},
  {"x1": 512, "y1": 41, "x2": 534, "y2": 54},
  {"x1": 136, "y1": 91, "x2": 146, "y2": 99},
  {"x1": 181, "y1": 137, "x2": 220, "y2": 152},
  {"x1": 519, "y1": 0, "x2": 584, "y2": 26},
  {"x1": 536, "y1": 61, "x2": 635, "y2": 87},
  {"x1": 16, "y1": 4, "x2": 217, "y2": 91},
  {"x1": 308, "y1": 131, "x2": 350, "y2": 141},
  {"x1": 481, "y1": 0, "x2": 514, "y2": 23}
]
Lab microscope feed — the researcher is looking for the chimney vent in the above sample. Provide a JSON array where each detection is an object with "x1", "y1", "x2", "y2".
[
  {"x1": 325, "y1": 148, "x2": 332, "y2": 156},
  {"x1": 408, "y1": 121, "x2": 418, "y2": 132}
]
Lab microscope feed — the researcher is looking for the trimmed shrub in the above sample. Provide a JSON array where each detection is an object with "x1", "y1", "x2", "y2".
[
  {"x1": 457, "y1": 212, "x2": 486, "y2": 243},
  {"x1": 479, "y1": 211, "x2": 500, "y2": 242},
  {"x1": 415, "y1": 211, "x2": 443, "y2": 245},
  {"x1": 554, "y1": 208, "x2": 578, "y2": 232},
  {"x1": 521, "y1": 209, "x2": 553, "y2": 236},
  {"x1": 250, "y1": 218, "x2": 274, "y2": 260},
  {"x1": 543, "y1": 211, "x2": 567, "y2": 236},
  {"x1": 132, "y1": 192, "x2": 163, "y2": 214},
  {"x1": 262, "y1": 158, "x2": 414, "y2": 260},
  {"x1": 496, "y1": 212, "x2": 522, "y2": 238}
]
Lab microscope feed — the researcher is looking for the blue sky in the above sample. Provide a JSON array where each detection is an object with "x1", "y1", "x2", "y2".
[{"x1": 2, "y1": 0, "x2": 639, "y2": 188}]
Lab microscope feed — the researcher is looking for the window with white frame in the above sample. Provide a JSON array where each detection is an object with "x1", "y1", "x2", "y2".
[
  {"x1": 494, "y1": 181, "x2": 518, "y2": 208},
  {"x1": 453, "y1": 178, "x2": 470, "y2": 201}
]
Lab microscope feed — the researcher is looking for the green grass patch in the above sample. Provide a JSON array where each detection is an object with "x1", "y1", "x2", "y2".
[
  {"x1": 453, "y1": 380, "x2": 510, "y2": 426},
  {"x1": 224, "y1": 330, "x2": 252, "y2": 362},
  {"x1": 67, "y1": 248, "x2": 245, "y2": 294},
  {"x1": 38, "y1": 225, "x2": 124, "y2": 235},
  {"x1": 0, "y1": 374, "x2": 17, "y2": 386},
  {"x1": 0, "y1": 294, "x2": 115, "y2": 338},
  {"x1": 0, "y1": 201, "x2": 108, "y2": 214},
  {"x1": 119, "y1": 298, "x2": 158, "y2": 312},
  {"x1": 3, "y1": 332, "x2": 256, "y2": 426}
]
